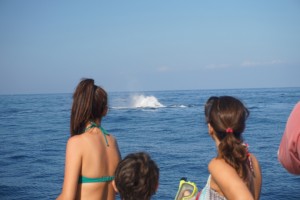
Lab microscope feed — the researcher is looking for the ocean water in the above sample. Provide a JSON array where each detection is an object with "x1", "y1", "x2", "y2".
[{"x1": 0, "y1": 87, "x2": 300, "y2": 200}]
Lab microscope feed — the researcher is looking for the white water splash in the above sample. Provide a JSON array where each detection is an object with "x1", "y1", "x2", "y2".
[{"x1": 131, "y1": 95, "x2": 165, "y2": 108}]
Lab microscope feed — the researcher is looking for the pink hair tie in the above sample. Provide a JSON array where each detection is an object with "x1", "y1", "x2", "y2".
[{"x1": 226, "y1": 128, "x2": 233, "y2": 133}]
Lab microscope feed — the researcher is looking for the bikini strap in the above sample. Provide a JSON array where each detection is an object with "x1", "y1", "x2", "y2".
[
  {"x1": 84, "y1": 122, "x2": 110, "y2": 147},
  {"x1": 100, "y1": 126, "x2": 110, "y2": 147},
  {"x1": 243, "y1": 143, "x2": 254, "y2": 172}
]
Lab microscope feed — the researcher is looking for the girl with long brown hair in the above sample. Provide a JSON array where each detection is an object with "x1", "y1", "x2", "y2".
[
  {"x1": 199, "y1": 96, "x2": 262, "y2": 200},
  {"x1": 57, "y1": 78, "x2": 121, "y2": 200}
]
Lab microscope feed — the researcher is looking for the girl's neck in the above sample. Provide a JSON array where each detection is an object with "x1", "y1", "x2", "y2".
[{"x1": 86, "y1": 119, "x2": 101, "y2": 126}]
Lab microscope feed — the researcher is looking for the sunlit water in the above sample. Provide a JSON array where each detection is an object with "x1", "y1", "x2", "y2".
[{"x1": 0, "y1": 88, "x2": 300, "y2": 199}]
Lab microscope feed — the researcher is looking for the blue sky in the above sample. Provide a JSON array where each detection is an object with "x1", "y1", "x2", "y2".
[{"x1": 0, "y1": 1, "x2": 299, "y2": 94}]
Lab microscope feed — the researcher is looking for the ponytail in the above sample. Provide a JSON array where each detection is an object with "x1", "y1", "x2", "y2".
[{"x1": 217, "y1": 133, "x2": 249, "y2": 181}]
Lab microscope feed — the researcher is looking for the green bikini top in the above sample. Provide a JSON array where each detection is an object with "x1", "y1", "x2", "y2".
[
  {"x1": 79, "y1": 122, "x2": 113, "y2": 184},
  {"x1": 79, "y1": 176, "x2": 114, "y2": 183}
]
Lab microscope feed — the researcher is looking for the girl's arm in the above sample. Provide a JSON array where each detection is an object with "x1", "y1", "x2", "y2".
[
  {"x1": 209, "y1": 158, "x2": 254, "y2": 200},
  {"x1": 57, "y1": 136, "x2": 82, "y2": 200}
]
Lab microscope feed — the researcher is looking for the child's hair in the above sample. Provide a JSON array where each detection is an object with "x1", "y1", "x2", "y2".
[
  {"x1": 70, "y1": 78, "x2": 107, "y2": 136},
  {"x1": 114, "y1": 152, "x2": 159, "y2": 200},
  {"x1": 205, "y1": 96, "x2": 250, "y2": 181}
]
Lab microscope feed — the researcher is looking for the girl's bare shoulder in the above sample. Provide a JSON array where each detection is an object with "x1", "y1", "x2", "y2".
[
  {"x1": 66, "y1": 134, "x2": 85, "y2": 150},
  {"x1": 209, "y1": 158, "x2": 232, "y2": 172}
]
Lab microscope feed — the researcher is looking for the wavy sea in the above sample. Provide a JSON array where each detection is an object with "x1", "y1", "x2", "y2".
[{"x1": 0, "y1": 87, "x2": 300, "y2": 200}]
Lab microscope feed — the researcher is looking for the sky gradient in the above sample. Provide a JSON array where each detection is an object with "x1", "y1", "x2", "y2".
[{"x1": 0, "y1": 1, "x2": 299, "y2": 94}]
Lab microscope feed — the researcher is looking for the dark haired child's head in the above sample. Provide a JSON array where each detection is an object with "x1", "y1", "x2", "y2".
[
  {"x1": 206, "y1": 96, "x2": 249, "y2": 141},
  {"x1": 113, "y1": 152, "x2": 159, "y2": 200}
]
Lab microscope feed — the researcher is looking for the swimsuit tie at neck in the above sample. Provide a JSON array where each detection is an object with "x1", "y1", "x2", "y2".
[
  {"x1": 84, "y1": 121, "x2": 110, "y2": 147},
  {"x1": 84, "y1": 121, "x2": 98, "y2": 132}
]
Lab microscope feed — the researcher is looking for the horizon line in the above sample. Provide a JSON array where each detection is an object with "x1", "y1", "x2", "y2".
[{"x1": 0, "y1": 86, "x2": 299, "y2": 96}]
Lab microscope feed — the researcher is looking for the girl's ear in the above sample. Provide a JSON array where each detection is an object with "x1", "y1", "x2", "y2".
[
  {"x1": 208, "y1": 123, "x2": 214, "y2": 136},
  {"x1": 112, "y1": 180, "x2": 119, "y2": 193},
  {"x1": 208, "y1": 123, "x2": 220, "y2": 145}
]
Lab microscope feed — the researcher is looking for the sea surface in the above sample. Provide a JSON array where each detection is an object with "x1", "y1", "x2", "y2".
[{"x1": 0, "y1": 87, "x2": 300, "y2": 200}]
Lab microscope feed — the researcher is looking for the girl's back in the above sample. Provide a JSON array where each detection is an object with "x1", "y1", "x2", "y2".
[{"x1": 77, "y1": 128, "x2": 120, "y2": 200}]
